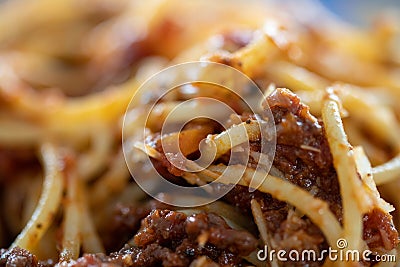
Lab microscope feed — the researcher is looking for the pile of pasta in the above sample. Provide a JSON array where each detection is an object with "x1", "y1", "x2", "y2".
[{"x1": 1, "y1": 0, "x2": 400, "y2": 266}]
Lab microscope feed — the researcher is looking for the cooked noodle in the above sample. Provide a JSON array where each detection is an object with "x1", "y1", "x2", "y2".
[{"x1": 1, "y1": 0, "x2": 400, "y2": 266}]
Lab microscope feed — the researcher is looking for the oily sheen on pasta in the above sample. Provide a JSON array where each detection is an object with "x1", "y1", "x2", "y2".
[{"x1": 0, "y1": 0, "x2": 400, "y2": 266}]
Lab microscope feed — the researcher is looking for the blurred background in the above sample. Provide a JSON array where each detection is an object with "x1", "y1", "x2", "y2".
[{"x1": 320, "y1": 0, "x2": 400, "y2": 26}]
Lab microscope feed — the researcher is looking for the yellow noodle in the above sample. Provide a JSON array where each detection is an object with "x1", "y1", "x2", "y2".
[
  {"x1": 373, "y1": 155, "x2": 400, "y2": 185},
  {"x1": 60, "y1": 164, "x2": 81, "y2": 262},
  {"x1": 89, "y1": 151, "x2": 130, "y2": 207},
  {"x1": 11, "y1": 143, "x2": 64, "y2": 251},
  {"x1": 201, "y1": 164, "x2": 341, "y2": 248},
  {"x1": 322, "y1": 97, "x2": 369, "y2": 252},
  {"x1": 250, "y1": 199, "x2": 279, "y2": 267},
  {"x1": 79, "y1": 183, "x2": 105, "y2": 254}
]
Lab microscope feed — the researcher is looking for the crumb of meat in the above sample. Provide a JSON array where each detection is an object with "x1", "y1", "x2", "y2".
[
  {"x1": 148, "y1": 88, "x2": 399, "y2": 266},
  {"x1": 265, "y1": 89, "x2": 398, "y2": 252},
  {"x1": 264, "y1": 88, "x2": 342, "y2": 218},
  {"x1": 363, "y1": 208, "x2": 399, "y2": 252},
  {"x1": 132, "y1": 209, "x2": 258, "y2": 266},
  {"x1": 223, "y1": 185, "x2": 326, "y2": 267},
  {"x1": 68, "y1": 210, "x2": 258, "y2": 267},
  {"x1": 104, "y1": 200, "x2": 171, "y2": 252},
  {"x1": 0, "y1": 247, "x2": 53, "y2": 267},
  {"x1": 0, "y1": 247, "x2": 38, "y2": 267}
]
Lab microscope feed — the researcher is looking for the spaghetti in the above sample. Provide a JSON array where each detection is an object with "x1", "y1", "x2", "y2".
[{"x1": 1, "y1": 0, "x2": 400, "y2": 266}]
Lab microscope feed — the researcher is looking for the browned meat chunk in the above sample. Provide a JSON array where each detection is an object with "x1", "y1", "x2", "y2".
[
  {"x1": 148, "y1": 88, "x2": 399, "y2": 266},
  {"x1": 0, "y1": 247, "x2": 53, "y2": 267},
  {"x1": 0, "y1": 247, "x2": 38, "y2": 267},
  {"x1": 265, "y1": 89, "x2": 398, "y2": 252},
  {"x1": 104, "y1": 200, "x2": 171, "y2": 252},
  {"x1": 69, "y1": 210, "x2": 258, "y2": 267},
  {"x1": 133, "y1": 209, "x2": 258, "y2": 266}
]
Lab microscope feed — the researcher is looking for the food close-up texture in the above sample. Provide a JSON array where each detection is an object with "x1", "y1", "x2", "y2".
[{"x1": 0, "y1": 0, "x2": 400, "y2": 266}]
